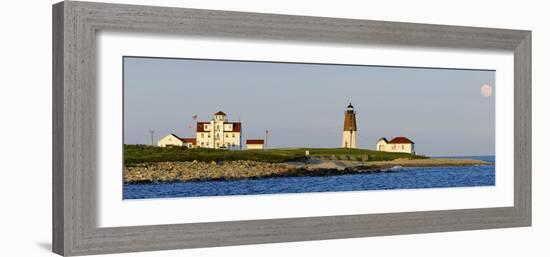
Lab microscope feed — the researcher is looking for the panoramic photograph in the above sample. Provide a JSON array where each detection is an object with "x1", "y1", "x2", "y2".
[{"x1": 122, "y1": 56, "x2": 495, "y2": 199}]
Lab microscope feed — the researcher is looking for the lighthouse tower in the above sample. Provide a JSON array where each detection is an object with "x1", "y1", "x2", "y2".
[{"x1": 341, "y1": 103, "x2": 357, "y2": 148}]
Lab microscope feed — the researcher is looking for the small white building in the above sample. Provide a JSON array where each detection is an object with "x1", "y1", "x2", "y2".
[
  {"x1": 376, "y1": 137, "x2": 415, "y2": 154},
  {"x1": 157, "y1": 134, "x2": 196, "y2": 148},
  {"x1": 246, "y1": 139, "x2": 265, "y2": 150}
]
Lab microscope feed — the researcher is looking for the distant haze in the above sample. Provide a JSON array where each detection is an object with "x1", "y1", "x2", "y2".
[{"x1": 124, "y1": 57, "x2": 495, "y2": 156}]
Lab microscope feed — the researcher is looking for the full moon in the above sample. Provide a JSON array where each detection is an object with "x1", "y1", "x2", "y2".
[{"x1": 481, "y1": 84, "x2": 493, "y2": 97}]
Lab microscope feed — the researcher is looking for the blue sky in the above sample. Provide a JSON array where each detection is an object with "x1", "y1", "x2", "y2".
[{"x1": 123, "y1": 57, "x2": 495, "y2": 156}]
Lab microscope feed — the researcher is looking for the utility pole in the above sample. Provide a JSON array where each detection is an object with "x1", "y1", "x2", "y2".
[
  {"x1": 265, "y1": 130, "x2": 269, "y2": 150},
  {"x1": 149, "y1": 130, "x2": 154, "y2": 146},
  {"x1": 239, "y1": 121, "x2": 243, "y2": 151}
]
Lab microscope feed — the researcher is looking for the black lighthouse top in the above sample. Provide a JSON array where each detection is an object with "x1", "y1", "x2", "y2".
[{"x1": 346, "y1": 103, "x2": 355, "y2": 113}]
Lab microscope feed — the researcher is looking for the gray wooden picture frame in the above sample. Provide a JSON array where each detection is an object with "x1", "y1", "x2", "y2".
[{"x1": 52, "y1": 1, "x2": 531, "y2": 256}]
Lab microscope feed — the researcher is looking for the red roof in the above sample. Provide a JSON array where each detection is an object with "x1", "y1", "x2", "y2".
[
  {"x1": 180, "y1": 138, "x2": 196, "y2": 144},
  {"x1": 196, "y1": 122, "x2": 241, "y2": 132},
  {"x1": 169, "y1": 134, "x2": 196, "y2": 145},
  {"x1": 215, "y1": 111, "x2": 226, "y2": 116},
  {"x1": 388, "y1": 137, "x2": 414, "y2": 144},
  {"x1": 196, "y1": 122, "x2": 208, "y2": 132},
  {"x1": 246, "y1": 139, "x2": 264, "y2": 144},
  {"x1": 231, "y1": 122, "x2": 241, "y2": 132}
]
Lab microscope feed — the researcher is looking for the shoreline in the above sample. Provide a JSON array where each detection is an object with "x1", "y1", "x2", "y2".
[{"x1": 124, "y1": 158, "x2": 492, "y2": 184}]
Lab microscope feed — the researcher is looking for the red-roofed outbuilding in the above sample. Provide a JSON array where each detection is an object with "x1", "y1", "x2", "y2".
[{"x1": 376, "y1": 136, "x2": 415, "y2": 154}]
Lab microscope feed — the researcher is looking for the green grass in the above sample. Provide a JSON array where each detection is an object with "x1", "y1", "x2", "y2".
[{"x1": 124, "y1": 145, "x2": 426, "y2": 165}]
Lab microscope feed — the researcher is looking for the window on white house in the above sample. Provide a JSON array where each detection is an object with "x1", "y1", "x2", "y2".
[{"x1": 232, "y1": 134, "x2": 235, "y2": 138}]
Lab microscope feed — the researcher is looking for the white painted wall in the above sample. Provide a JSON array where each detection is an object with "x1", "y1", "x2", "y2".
[
  {"x1": 1, "y1": 1, "x2": 548, "y2": 257},
  {"x1": 246, "y1": 144, "x2": 264, "y2": 150},
  {"x1": 196, "y1": 116, "x2": 241, "y2": 149},
  {"x1": 376, "y1": 140, "x2": 387, "y2": 151},
  {"x1": 157, "y1": 134, "x2": 184, "y2": 147},
  {"x1": 377, "y1": 140, "x2": 414, "y2": 154},
  {"x1": 341, "y1": 131, "x2": 357, "y2": 148}
]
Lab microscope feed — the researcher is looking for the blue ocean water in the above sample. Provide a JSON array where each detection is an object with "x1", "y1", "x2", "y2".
[{"x1": 123, "y1": 156, "x2": 495, "y2": 199}]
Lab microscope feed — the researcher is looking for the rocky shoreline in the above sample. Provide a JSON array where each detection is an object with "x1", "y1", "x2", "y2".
[{"x1": 123, "y1": 158, "x2": 492, "y2": 184}]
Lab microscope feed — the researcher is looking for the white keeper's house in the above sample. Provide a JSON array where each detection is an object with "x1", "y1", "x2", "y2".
[
  {"x1": 157, "y1": 111, "x2": 242, "y2": 149},
  {"x1": 196, "y1": 111, "x2": 242, "y2": 149},
  {"x1": 376, "y1": 137, "x2": 415, "y2": 154}
]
